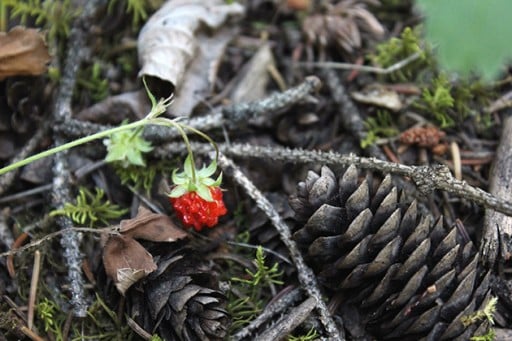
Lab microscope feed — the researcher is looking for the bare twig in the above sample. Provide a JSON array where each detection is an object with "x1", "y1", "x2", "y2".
[
  {"x1": 55, "y1": 76, "x2": 323, "y2": 143},
  {"x1": 232, "y1": 287, "x2": 303, "y2": 341},
  {"x1": 27, "y1": 250, "x2": 41, "y2": 330},
  {"x1": 217, "y1": 153, "x2": 343, "y2": 340},
  {"x1": 258, "y1": 297, "x2": 317, "y2": 341},
  {"x1": 321, "y1": 68, "x2": 386, "y2": 160},
  {"x1": 0, "y1": 123, "x2": 49, "y2": 196},
  {"x1": 295, "y1": 52, "x2": 422, "y2": 74},
  {"x1": 157, "y1": 142, "x2": 512, "y2": 217},
  {"x1": 0, "y1": 227, "x2": 112, "y2": 258}
]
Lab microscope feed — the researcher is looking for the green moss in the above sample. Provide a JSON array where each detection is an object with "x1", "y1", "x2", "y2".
[
  {"x1": 4, "y1": 0, "x2": 80, "y2": 42},
  {"x1": 370, "y1": 27, "x2": 431, "y2": 81},
  {"x1": 361, "y1": 110, "x2": 399, "y2": 149}
]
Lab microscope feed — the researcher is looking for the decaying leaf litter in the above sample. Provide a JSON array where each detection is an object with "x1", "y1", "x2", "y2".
[{"x1": 1, "y1": 0, "x2": 512, "y2": 340}]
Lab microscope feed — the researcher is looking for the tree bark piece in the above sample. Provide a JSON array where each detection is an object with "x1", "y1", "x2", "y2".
[{"x1": 481, "y1": 113, "x2": 512, "y2": 266}]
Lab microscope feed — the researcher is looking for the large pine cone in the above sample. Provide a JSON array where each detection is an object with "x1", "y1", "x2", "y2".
[
  {"x1": 290, "y1": 165, "x2": 492, "y2": 340},
  {"x1": 127, "y1": 246, "x2": 230, "y2": 341}
]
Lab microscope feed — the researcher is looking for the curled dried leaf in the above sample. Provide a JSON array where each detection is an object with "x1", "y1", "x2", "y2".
[
  {"x1": 102, "y1": 234, "x2": 157, "y2": 295},
  {"x1": 0, "y1": 26, "x2": 51, "y2": 80},
  {"x1": 138, "y1": 0, "x2": 244, "y2": 99}
]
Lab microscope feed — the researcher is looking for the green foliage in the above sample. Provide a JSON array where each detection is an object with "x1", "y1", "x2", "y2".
[
  {"x1": 370, "y1": 26, "x2": 429, "y2": 81},
  {"x1": 104, "y1": 124, "x2": 153, "y2": 168},
  {"x1": 4, "y1": 0, "x2": 80, "y2": 41},
  {"x1": 37, "y1": 298, "x2": 65, "y2": 340},
  {"x1": 228, "y1": 246, "x2": 284, "y2": 331},
  {"x1": 76, "y1": 62, "x2": 110, "y2": 102},
  {"x1": 288, "y1": 327, "x2": 319, "y2": 341},
  {"x1": 471, "y1": 329, "x2": 496, "y2": 341},
  {"x1": 232, "y1": 246, "x2": 284, "y2": 287},
  {"x1": 50, "y1": 187, "x2": 127, "y2": 226},
  {"x1": 462, "y1": 297, "x2": 497, "y2": 327},
  {"x1": 361, "y1": 110, "x2": 399, "y2": 149},
  {"x1": 417, "y1": 0, "x2": 512, "y2": 80},
  {"x1": 461, "y1": 296, "x2": 497, "y2": 341},
  {"x1": 149, "y1": 335, "x2": 163, "y2": 341},
  {"x1": 415, "y1": 73, "x2": 454, "y2": 128}
]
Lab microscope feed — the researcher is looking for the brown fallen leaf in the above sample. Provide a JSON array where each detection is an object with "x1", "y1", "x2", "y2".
[
  {"x1": 0, "y1": 26, "x2": 51, "y2": 80},
  {"x1": 138, "y1": 0, "x2": 244, "y2": 104},
  {"x1": 102, "y1": 206, "x2": 188, "y2": 294},
  {"x1": 102, "y1": 234, "x2": 158, "y2": 295},
  {"x1": 120, "y1": 206, "x2": 188, "y2": 242}
]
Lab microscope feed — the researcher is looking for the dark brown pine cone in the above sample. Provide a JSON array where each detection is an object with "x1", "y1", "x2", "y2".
[
  {"x1": 289, "y1": 165, "x2": 492, "y2": 340},
  {"x1": 127, "y1": 246, "x2": 230, "y2": 341}
]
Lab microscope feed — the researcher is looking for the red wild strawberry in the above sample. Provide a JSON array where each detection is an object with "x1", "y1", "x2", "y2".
[
  {"x1": 168, "y1": 155, "x2": 227, "y2": 231},
  {"x1": 170, "y1": 187, "x2": 227, "y2": 231}
]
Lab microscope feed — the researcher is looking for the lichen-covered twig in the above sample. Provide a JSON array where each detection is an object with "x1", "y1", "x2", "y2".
[
  {"x1": 217, "y1": 153, "x2": 343, "y2": 340},
  {"x1": 55, "y1": 76, "x2": 322, "y2": 142},
  {"x1": 157, "y1": 142, "x2": 512, "y2": 217},
  {"x1": 50, "y1": 0, "x2": 102, "y2": 317}
]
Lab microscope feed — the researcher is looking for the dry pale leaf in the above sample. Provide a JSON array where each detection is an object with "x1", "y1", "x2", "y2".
[
  {"x1": 230, "y1": 43, "x2": 274, "y2": 104},
  {"x1": 169, "y1": 26, "x2": 238, "y2": 116},
  {"x1": 119, "y1": 206, "x2": 188, "y2": 242},
  {"x1": 137, "y1": 0, "x2": 244, "y2": 101},
  {"x1": 0, "y1": 26, "x2": 51, "y2": 80},
  {"x1": 102, "y1": 234, "x2": 157, "y2": 295},
  {"x1": 351, "y1": 84, "x2": 403, "y2": 111}
]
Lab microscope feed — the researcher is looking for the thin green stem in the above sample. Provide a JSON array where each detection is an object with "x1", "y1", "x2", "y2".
[
  {"x1": 0, "y1": 120, "x2": 147, "y2": 176},
  {"x1": 183, "y1": 125, "x2": 219, "y2": 163},
  {"x1": 152, "y1": 117, "x2": 197, "y2": 182}
]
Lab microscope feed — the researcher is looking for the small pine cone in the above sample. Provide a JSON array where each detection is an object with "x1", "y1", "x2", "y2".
[
  {"x1": 127, "y1": 246, "x2": 230, "y2": 341},
  {"x1": 290, "y1": 165, "x2": 491, "y2": 340}
]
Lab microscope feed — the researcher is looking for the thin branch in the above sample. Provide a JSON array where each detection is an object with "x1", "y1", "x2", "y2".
[
  {"x1": 0, "y1": 227, "x2": 112, "y2": 258},
  {"x1": 0, "y1": 122, "x2": 49, "y2": 195},
  {"x1": 321, "y1": 68, "x2": 386, "y2": 160},
  {"x1": 156, "y1": 142, "x2": 512, "y2": 217},
  {"x1": 258, "y1": 297, "x2": 317, "y2": 341},
  {"x1": 231, "y1": 287, "x2": 303, "y2": 341},
  {"x1": 50, "y1": 0, "x2": 103, "y2": 318},
  {"x1": 54, "y1": 76, "x2": 323, "y2": 143},
  {"x1": 295, "y1": 52, "x2": 421, "y2": 74},
  {"x1": 217, "y1": 153, "x2": 343, "y2": 340},
  {"x1": 27, "y1": 250, "x2": 41, "y2": 330}
]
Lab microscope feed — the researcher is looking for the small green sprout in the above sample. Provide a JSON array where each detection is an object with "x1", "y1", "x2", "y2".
[
  {"x1": 232, "y1": 246, "x2": 284, "y2": 287},
  {"x1": 37, "y1": 298, "x2": 64, "y2": 339},
  {"x1": 370, "y1": 26, "x2": 429, "y2": 81},
  {"x1": 50, "y1": 187, "x2": 128, "y2": 226},
  {"x1": 228, "y1": 246, "x2": 284, "y2": 331},
  {"x1": 4, "y1": 0, "x2": 81, "y2": 41},
  {"x1": 415, "y1": 73, "x2": 455, "y2": 128},
  {"x1": 462, "y1": 296, "x2": 497, "y2": 327},
  {"x1": 361, "y1": 110, "x2": 399, "y2": 149}
]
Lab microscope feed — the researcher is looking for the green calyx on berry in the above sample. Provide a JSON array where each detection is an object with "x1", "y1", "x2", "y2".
[{"x1": 169, "y1": 154, "x2": 222, "y2": 202}]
